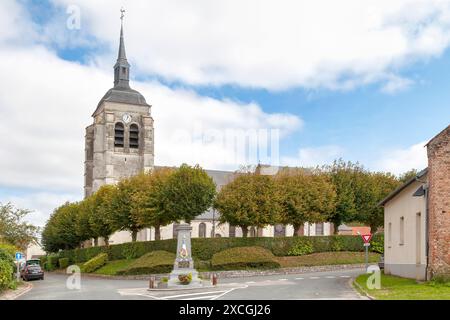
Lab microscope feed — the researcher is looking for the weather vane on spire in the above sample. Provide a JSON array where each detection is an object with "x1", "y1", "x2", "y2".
[{"x1": 120, "y1": 7, "x2": 125, "y2": 22}]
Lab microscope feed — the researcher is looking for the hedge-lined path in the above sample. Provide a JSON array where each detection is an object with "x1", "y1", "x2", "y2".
[{"x1": 18, "y1": 268, "x2": 368, "y2": 300}]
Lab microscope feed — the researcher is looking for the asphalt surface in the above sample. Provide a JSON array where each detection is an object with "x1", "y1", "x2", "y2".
[{"x1": 18, "y1": 268, "x2": 367, "y2": 300}]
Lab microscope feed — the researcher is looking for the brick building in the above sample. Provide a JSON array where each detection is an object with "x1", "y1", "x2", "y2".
[
  {"x1": 380, "y1": 125, "x2": 449, "y2": 280},
  {"x1": 426, "y1": 125, "x2": 450, "y2": 278}
]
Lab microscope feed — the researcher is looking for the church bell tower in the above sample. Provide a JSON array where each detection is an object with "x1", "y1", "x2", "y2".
[{"x1": 84, "y1": 11, "x2": 154, "y2": 198}]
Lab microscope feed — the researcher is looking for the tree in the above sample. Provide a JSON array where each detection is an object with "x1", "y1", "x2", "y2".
[
  {"x1": 353, "y1": 171, "x2": 400, "y2": 232},
  {"x1": 323, "y1": 160, "x2": 361, "y2": 233},
  {"x1": 0, "y1": 202, "x2": 40, "y2": 250},
  {"x1": 41, "y1": 202, "x2": 85, "y2": 252},
  {"x1": 162, "y1": 164, "x2": 216, "y2": 224},
  {"x1": 132, "y1": 168, "x2": 175, "y2": 240},
  {"x1": 399, "y1": 169, "x2": 418, "y2": 184},
  {"x1": 109, "y1": 175, "x2": 148, "y2": 242},
  {"x1": 214, "y1": 173, "x2": 281, "y2": 237},
  {"x1": 89, "y1": 185, "x2": 117, "y2": 246},
  {"x1": 276, "y1": 169, "x2": 336, "y2": 236}
]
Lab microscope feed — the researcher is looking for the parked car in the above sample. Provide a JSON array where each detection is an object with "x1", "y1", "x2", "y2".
[
  {"x1": 378, "y1": 255, "x2": 384, "y2": 270},
  {"x1": 21, "y1": 263, "x2": 44, "y2": 281}
]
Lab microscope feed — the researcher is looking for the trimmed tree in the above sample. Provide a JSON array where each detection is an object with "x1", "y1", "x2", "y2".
[
  {"x1": 276, "y1": 169, "x2": 337, "y2": 236},
  {"x1": 323, "y1": 160, "x2": 361, "y2": 233},
  {"x1": 162, "y1": 164, "x2": 216, "y2": 223},
  {"x1": 214, "y1": 173, "x2": 281, "y2": 237},
  {"x1": 109, "y1": 175, "x2": 150, "y2": 242},
  {"x1": 132, "y1": 168, "x2": 175, "y2": 240},
  {"x1": 88, "y1": 185, "x2": 117, "y2": 246}
]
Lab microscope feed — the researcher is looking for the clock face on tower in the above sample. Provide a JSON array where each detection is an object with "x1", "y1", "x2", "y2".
[{"x1": 122, "y1": 113, "x2": 132, "y2": 124}]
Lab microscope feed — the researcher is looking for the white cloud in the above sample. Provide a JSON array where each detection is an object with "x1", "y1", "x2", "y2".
[
  {"x1": 282, "y1": 145, "x2": 345, "y2": 168},
  {"x1": 48, "y1": 0, "x2": 450, "y2": 91},
  {"x1": 380, "y1": 74, "x2": 414, "y2": 94},
  {"x1": 377, "y1": 142, "x2": 428, "y2": 175}
]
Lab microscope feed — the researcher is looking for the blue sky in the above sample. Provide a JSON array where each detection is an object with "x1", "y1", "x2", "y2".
[{"x1": 0, "y1": 0, "x2": 449, "y2": 226}]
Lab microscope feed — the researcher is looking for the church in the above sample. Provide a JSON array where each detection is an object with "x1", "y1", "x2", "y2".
[{"x1": 84, "y1": 18, "x2": 333, "y2": 246}]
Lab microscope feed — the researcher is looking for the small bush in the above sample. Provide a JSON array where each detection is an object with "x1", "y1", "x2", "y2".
[
  {"x1": 82, "y1": 253, "x2": 108, "y2": 273},
  {"x1": 288, "y1": 239, "x2": 314, "y2": 256},
  {"x1": 117, "y1": 251, "x2": 175, "y2": 275},
  {"x1": 370, "y1": 234, "x2": 384, "y2": 254},
  {"x1": 0, "y1": 247, "x2": 15, "y2": 270},
  {"x1": 58, "y1": 258, "x2": 69, "y2": 269},
  {"x1": 195, "y1": 260, "x2": 211, "y2": 271},
  {"x1": 0, "y1": 259, "x2": 13, "y2": 291},
  {"x1": 46, "y1": 255, "x2": 60, "y2": 271},
  {"x1": 40, "y1": 256, "x2": 47, "y2": 268},
  {"x1": 211, "y1": 246, "x2": 280, "y2": 270}
]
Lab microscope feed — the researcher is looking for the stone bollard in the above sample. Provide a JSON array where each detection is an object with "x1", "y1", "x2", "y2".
[
  {"x1": 211, "y1": 273, "x2": 218, "y2": 286},
  {"x1": 149, "y1": 276, "x2": 156, "y2": 289}
]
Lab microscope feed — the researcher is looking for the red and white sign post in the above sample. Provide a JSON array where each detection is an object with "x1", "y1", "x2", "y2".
[{"x1": 360, "y1": 234, "x2": 372, "y2": 269}]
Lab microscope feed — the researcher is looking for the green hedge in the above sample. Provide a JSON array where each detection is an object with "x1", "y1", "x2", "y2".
[
  {"x1": 57, "y1": 234, "x2": 384, "y2": 263},
  {"x1": 82, "y1": 253, "x2": 108, "y2": 273},
  {"x1": 58, "y1": 258, "x2": 69, "y2": 269},
  {"x1": 116, "y1": 251, "x2": 175, "y2": 275},
  {"x1": 45, "y1": 255, "x2": 59, "y2": 271},
  {"x1": 211, "y1": 246, "x2": 280, "y2": 270}
]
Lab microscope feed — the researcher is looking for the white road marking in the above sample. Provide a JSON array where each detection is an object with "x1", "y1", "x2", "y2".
[
  {"x1": 340, "y1": 275, "x2": 350, "y2": 278},
  {"x1": 310, "y1": 277, "x2": 320, "y2": 279},
  {"x1": 279, "y1": 279, "x2": 288, "y2": 281},
  {"x1": 295, "y1": 277, "x2": 304, "y2": 280},
  {"x1": 183, "y1": 295, "x2": 221, "y2": 300},
  {"x1": 161, "y1": 290, "x2": 228, "y2": 300},
  {"x1": 326, "y1": 276, "x2": 336, "y2": 279},
  {"x1": 246, "y1": 281, "x2": 255, "y2": 284}
]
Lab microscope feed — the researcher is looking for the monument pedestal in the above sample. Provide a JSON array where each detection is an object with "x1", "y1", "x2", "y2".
[{"x1": 167, "y1": 223, "x2": 203, "y2": 288}]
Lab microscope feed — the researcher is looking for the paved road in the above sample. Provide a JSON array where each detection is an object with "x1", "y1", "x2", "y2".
[{"x1": 19, "y1": 268, "x2": 367, "y2": 300}]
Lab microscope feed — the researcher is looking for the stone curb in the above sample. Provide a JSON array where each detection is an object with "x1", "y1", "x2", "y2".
[
  {"x1": 50, "y1": 263, "x2": 365, "y2": 281},
  {"x1": 352, "y1": 278, "x2": 375, "y2": 300},
  {"x1": 0, "y1": 282, "x2": 33, "y2": 300}
]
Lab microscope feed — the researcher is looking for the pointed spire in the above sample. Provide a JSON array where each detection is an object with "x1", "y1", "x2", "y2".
[{"x1": 114, "y1": 8, "x2": 130, "y2": 88}]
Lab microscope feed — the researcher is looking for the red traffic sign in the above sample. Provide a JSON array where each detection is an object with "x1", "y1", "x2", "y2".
[{"x1": 361, "y1": 234, "x2": 372, "y2": 244}]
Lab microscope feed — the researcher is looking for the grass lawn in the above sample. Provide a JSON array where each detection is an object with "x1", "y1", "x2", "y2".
[
  {"x1": 355, "y1": 273, "x2": 450, "y2": 300},
  {"x1": 274, "y1": 252, "x2": 380, "y2": 268},
  {"x1": 94, "y1": 259, "x2": 135, "y2": 275}
]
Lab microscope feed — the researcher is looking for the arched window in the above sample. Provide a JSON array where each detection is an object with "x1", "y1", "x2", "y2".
[
  {"x1": 274, "y1": 224, "x2": 286, "y2": 237},
  {"x1": 315, "y1": 222, "x2": 324, "y2": 236},
  {"x1": 229, "y1": 226, "x2": 236, "y2": 238},
  {"x1": 129, "y1": 124, "x2": 139, "y2": 149},
  {"x1": 198, "y1": 223, "x2": 206, "y2": 238},
  {"x1": 114, "y1": 123, "x2": 124, "y2": 147}
]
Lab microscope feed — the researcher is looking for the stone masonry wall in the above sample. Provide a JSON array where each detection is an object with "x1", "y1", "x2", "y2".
[{"x1": 427, "y1": 125, "x2": 450, "y2": 278}]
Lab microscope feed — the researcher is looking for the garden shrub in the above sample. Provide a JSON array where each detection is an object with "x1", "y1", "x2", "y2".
[
  {"x1": 370, "y1": 233, "x2": 384, "y2": 254},
  {"x1": 39, "y1": 256, "x2": 47, "y2": 268},
  {"x1": 0, "y1": 247, "x2": 15, "y2": 270},
  {"x1": 58, "y1": 258, "x2": 69, "y2": 269},
  {"x1": 211, "y1": 246, "x2": 280, "y2": 270},
  {"x1": 116, "y1": 251, "x2": 175, "y2": 275},
  {"x1": 195, "y1": 260, "x2": 211, "y2": 271},
  {"x1": 82, "y1": 253, "x2": 108, "y2": 273},
  {"x1": 288, "y1": 238, "x2": 313, "y2": 256},
  {"x1": 46, "y1": 254, "x2": 60, "y2": 271},
  {"x1": 0, "y1": 259, "x2": 13, "y2": 291}
]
